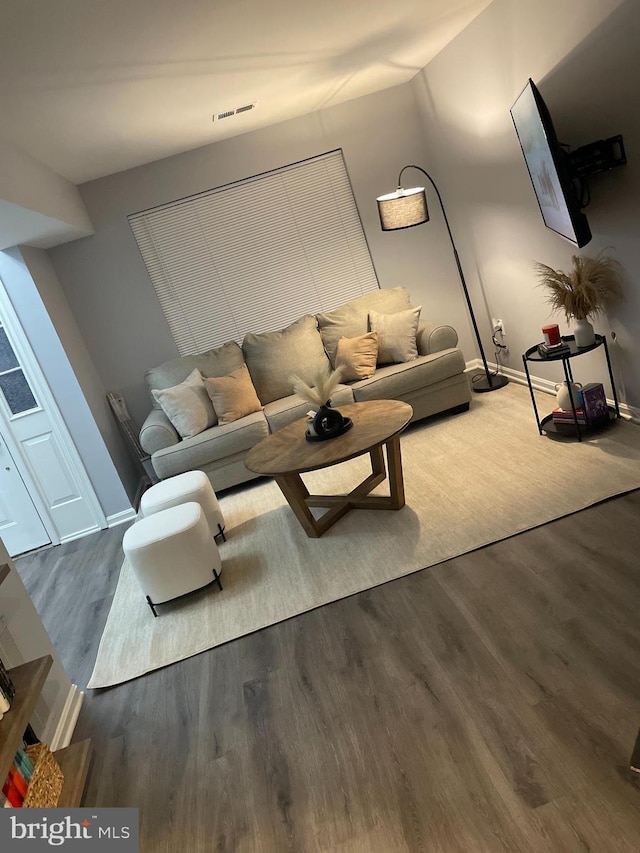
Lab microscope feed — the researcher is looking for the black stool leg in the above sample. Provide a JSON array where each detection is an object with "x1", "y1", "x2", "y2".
[
  {"x1": 146, "y1": 595, "x2": 158, "y2": 617},
  {"x1": 213, "y1": 568, "x2": 223, "y2": 592},
  {"x1": 215, "y1": 523, "x2": 226, "y2": 543}
]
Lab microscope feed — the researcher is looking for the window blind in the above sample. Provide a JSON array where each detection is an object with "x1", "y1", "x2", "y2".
[{"x1": 129, "y1": 150, "x2": 379, "y2": 355}]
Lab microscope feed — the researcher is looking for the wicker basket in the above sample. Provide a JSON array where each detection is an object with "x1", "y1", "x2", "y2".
[{"x1": 23, "y1": 743, "x2": 64, "y2": 808}]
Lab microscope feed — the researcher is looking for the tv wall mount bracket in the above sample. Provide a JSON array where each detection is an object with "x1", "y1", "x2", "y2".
[{"x1": 567, "y1": 134, "x2": 626, "y2": 178}]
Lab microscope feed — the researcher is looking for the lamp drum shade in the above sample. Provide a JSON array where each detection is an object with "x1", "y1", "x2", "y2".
[{"x1": 376, "y1": 187, "x2": 429, "y2": 231}]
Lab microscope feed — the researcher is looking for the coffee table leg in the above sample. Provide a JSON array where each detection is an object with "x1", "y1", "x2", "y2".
[
  {"x1": 369, "y1": 444, "x2": 385, "y2": 477},
  {"x1": 385, "y1": 435, "x2": 405, "y2": 509},
  {"x1": 274, "y1": 438, "x2": 405, "y2": 538},
  {"x1": 274, "y1": 473, "x2": 322, "y2": 538}
]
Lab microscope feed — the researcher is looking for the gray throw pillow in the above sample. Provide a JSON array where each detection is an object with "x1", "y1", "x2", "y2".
[
  {"x1": 243, "y1": 315, "x2": 331, "y2": 405},
  {"x1": 151, "y1": 369, "x2": 216, "y2": 438},
  {"x1": 369, "y1": 306, "x2": 422, "y2": 364}
]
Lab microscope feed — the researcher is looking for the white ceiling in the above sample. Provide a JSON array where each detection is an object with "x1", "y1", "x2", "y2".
[{"x1": 0, "y1": 0, "x2": 491, "y2": 185}]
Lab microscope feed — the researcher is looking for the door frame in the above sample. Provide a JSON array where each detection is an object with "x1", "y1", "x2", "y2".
[{"x1": 0, "y1": 281, "x2": 107, "y2": 545}]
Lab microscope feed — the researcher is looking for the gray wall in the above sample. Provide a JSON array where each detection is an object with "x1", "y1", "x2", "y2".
[
  {"x1": 46, "y1": 0, "x2": 640, "y2": 443},
  {"x1": 411, "y1": 0, "x2": 640, "y2": 409},
  {"x1": 47, "y1": 83, "x2": 476, "y2": 427}
]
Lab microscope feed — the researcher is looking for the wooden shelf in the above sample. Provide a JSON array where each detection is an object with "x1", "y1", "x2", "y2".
[
  {"x1": 55, "y1": 739, "x2": 92, "y2": 807},
  {"x1": 0, "y1": 656, "x2": 52, "y2": 784},
  {"x1": 0, "y1": 565, "x2": 92, "y2": 807}
]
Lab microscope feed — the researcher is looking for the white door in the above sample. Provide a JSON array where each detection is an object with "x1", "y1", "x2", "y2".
[
  {"x1": 0, "y1": 435, "x2": 50, "y2": 555},
  {"x1": 0, "y1": 305, "x2": 105, "y2": 553}
]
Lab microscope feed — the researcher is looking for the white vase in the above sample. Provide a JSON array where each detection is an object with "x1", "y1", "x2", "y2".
[
  {"x1": 555, "y1": 380, "x2": 583, "y2": 411},
  {"x1": 573, "y1": 318, "x2": 595, "y2": 347}
]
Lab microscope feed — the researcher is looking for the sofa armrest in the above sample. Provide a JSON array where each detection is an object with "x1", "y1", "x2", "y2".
[
  {"x1": 139, "y1": 409, "x2": 180, "y2": 455},
  {"x1": 416, "y1": 321, "x2": 459, "y2": 356}
]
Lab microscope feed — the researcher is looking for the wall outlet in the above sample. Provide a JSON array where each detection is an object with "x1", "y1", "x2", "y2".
[{"x1": 492, "y1": 318, "x2": 505, "y2": 335}]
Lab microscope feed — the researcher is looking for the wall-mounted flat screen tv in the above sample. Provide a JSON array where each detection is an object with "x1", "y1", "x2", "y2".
[{"x1": 510, "y1": 78, "x2": 591, "y2": 248}]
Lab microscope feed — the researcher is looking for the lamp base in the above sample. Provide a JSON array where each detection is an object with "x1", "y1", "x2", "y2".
[{"x1": 473, "y1": 373, "x2": 509, "y2": 393}]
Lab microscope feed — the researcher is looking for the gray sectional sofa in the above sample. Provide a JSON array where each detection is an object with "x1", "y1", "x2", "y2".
[{"x1": 139, "y1": 287, "x2": 471, "y2": 491}]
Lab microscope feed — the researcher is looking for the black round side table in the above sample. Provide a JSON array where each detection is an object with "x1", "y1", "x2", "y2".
[{"x1": 522, "y1": 334, "x2": 620, "y2": 441}]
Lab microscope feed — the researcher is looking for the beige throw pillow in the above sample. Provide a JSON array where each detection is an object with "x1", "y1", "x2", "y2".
[
  {"x1": 369, "y1": 306, "x2": 422, "y2": 364},
  {"x1": 335, "y1": 332, "x2": 379, "y2": 381},
  {"x1": 151, "y1": 368, "x2": 216, "y2": 439},
  {"x1": 204, "y1": 365, "x2": 263, "y2": 426},
  {"x1": 317, "y1": 287, "x2": 412, "y2": 368}
]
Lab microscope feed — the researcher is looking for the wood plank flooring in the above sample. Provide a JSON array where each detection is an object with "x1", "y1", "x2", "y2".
[{"x1": 14, "y1": 489, "x2": 640, "y2": 852}]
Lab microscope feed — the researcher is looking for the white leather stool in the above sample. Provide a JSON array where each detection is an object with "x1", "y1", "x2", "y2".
[
  {"x1": 123, "y1": 501, "x2": 222, "y2": 617},
  {"x1": 140, "y1": 470, "x2": 226, "y2": 542}
]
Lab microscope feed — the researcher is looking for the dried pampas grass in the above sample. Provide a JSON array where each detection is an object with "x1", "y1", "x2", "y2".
[
  {"x1": 535, "y1": 251, "x2": 624, "y2": 322},
  {"x1": 289, "y1": 368, "x2": 343, "y2": 408}
]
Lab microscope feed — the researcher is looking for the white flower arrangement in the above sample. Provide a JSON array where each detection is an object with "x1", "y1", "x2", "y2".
[{"x1": 289, "y1": 367, "x2": 344, "y2": 408}]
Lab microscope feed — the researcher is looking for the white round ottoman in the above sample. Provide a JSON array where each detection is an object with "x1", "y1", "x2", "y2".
[
  {"x1": 140, "y1": 470, "x2": 226, "y2": 542},
  {"x1": 123, "y1": 501, "x2": 222, "y2": 617}
]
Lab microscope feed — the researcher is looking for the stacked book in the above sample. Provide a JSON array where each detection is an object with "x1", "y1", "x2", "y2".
[
  {"x1": 1, "y1": 746, "x2": 35, "y2": 808},
  {"x1": 538, "y1": 340, "x2": 571, "y2": 357},
  {"x1": 551, "y1": 383, "x2": 609, "y2": 427},
  {"x1": 552, "y1": 406, "x2": 587, "y2": 425}
]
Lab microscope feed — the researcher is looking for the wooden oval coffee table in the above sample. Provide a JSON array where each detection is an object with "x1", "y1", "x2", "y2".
[{"x1": 245, "y1": 399, "x2": 413, "y2": 537}]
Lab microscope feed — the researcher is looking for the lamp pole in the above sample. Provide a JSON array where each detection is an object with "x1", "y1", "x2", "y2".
[{"x1": 379, "y1": 165, "x2": 507, "y2": 393}]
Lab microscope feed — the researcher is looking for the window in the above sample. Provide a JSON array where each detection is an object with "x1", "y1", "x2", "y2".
[
  {"x1": 0, "y1": 323, "x2": 37, "y2": 415},
  {"x1": 129, "y1": 150, "x2": 379, "y2": 355}
]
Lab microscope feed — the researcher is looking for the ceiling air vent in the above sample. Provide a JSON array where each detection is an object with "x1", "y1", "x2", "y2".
[{"x1": 213, "y1": 102, "x2": 257, "y2": 122}]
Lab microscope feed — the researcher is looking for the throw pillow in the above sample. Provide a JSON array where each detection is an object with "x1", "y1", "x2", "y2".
[
  {"x1": 242, "y1": 315, "x2": 330, "y2": 405},
  {"x1": 369, "y1": 306, "x2": 422, "y2": 364},
  {"x1": 204, "y1": 364, "x2": 263, "y2": 426},
  {"x1": 151, "y1": 369, "x2": 216, "y2": 439},
  {"x1": 335, "y1": 332, "x2": 379, "y2": 381},
  {"x1": 317, "y1": 287, "x2": 412, "y2": 368},
  {"x1": 145, "y1": 341, "x2": 245, "y2": 411}
]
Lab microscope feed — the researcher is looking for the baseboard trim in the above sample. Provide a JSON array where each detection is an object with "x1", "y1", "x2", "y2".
[
  {"x1": 49, "y1": 683, "x2": 84, "y2": 751},
  {"x1": 59, "y1": 525, "x2": 101, "y2": 545},
  {"x1": 465, "y1": 359, "x2": 639, "y2": 423},
  {"x1": 107, "y1": 507, "x2": 137, "y2": 528}
]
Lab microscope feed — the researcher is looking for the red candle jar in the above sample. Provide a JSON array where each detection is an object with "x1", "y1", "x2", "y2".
[{"x1": 542, "y1": 324, "x2": 561, "y2": 346}]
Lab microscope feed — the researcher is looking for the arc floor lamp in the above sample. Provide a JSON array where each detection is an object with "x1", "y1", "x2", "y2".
[{"x1": 376, "y1": 165, "x2": 508, "y2": 393}]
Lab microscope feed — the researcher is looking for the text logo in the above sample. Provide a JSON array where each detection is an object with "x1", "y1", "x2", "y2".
[{"x1": 0, "y1": 808, "x2": 138, "y2": 850}]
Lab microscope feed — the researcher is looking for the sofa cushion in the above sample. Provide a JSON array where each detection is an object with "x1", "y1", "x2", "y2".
[
  {"x1": 146, "y1": 341, "x2": 246, "y2": 410},
  {"x1": 243, "y1": 315, "x2": 330, "y2": 406},
  {"x1": 335, "y1": 332, "x2": 378, "y2": 381},
  {"x1": 151, "y1": 369, "x2": 216, "y2": 439},
  {"x1": 152, "y1": 410, "x2": 270, "y2": 475},
  {"x1": 204, "y1": 365, "x2": 263, "y2": 426},
  {"x1": 263, "y1": 384, "x2": 355, "y2": 433},
  {"x1": 316, "y1": 287, "x2": 412, "y2": 367},
  {"x1": 350, "y1": 348, "x2": 466, "y2": 402},
  {"x1": 369, "y1": 306, "x2": 421, "y2": 364}
]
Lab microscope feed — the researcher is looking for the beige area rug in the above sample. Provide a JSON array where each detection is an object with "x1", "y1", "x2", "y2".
[{"x1": 88, "y1": 383, "x2": 640, "y2": 689}]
